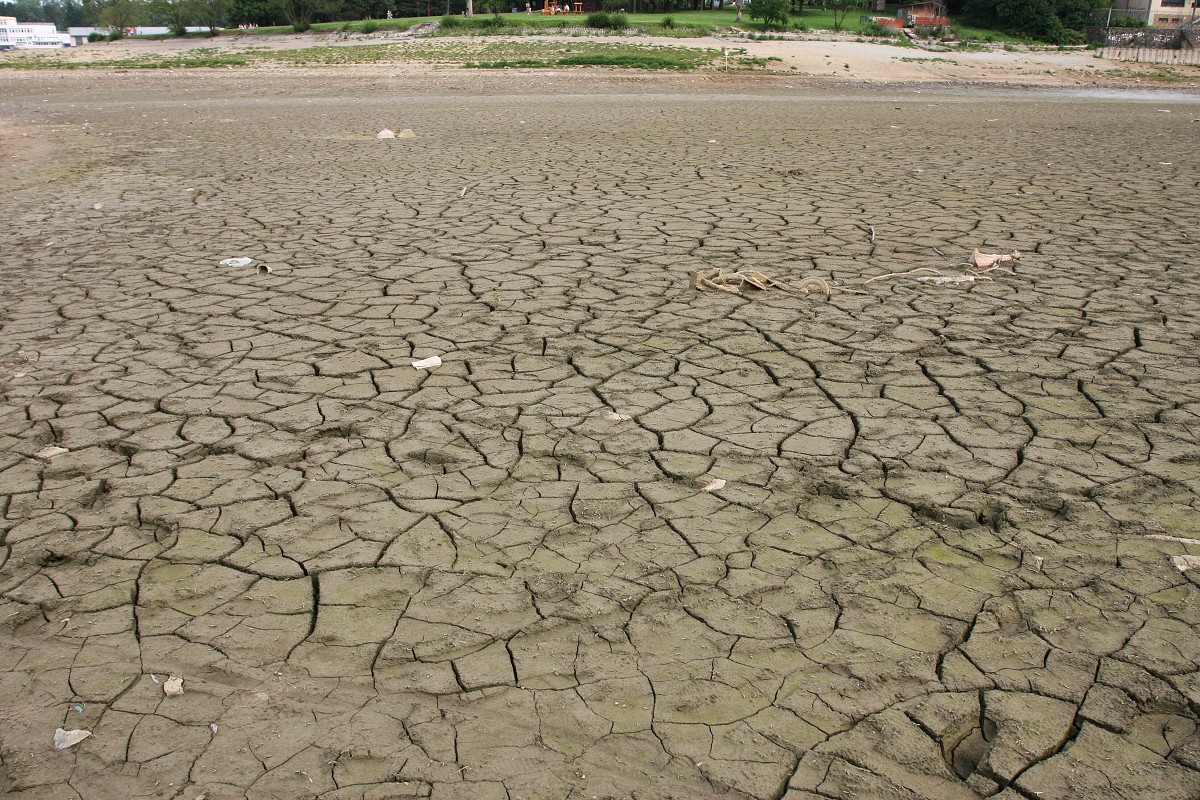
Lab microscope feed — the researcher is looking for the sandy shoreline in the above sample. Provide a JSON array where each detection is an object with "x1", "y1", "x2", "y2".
[{"x1": 2, "y1": 28, "x2": 1199, "y2": 89}]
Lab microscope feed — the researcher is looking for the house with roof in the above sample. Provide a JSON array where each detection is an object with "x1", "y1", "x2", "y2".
[
  {"x1": 897, "y1": 1, "x2": 948, "y2": 27},
  {"x1": 1113, "y1": 0, "x2": 1200, "y2": 27}
]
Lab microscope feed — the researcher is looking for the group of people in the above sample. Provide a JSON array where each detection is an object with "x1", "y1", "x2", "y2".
[
  {"x1": 235, "y1": 22, "x2": 260, "y2": 29},
  {"x1": 525, "y1": 1, "x2": 580, "y2": 11}
]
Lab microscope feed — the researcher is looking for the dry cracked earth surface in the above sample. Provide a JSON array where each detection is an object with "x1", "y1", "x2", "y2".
[{"x1": 1, "y1": 69, "x2": 1199, "y2": 800}]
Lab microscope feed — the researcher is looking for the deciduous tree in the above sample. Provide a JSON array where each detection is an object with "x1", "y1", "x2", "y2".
[
  {"x1": 272, "y1": 0, "x2": 331, "y2": 31},
  {"x1": 829, "y1": 0, "x2": 864, "y2": 31},
  {"x1": 98, "y1": 0, "x2": 143, "y2": 31},
  {"x1": 749, "y1": 0, "x2": 788, "y2": 30}
]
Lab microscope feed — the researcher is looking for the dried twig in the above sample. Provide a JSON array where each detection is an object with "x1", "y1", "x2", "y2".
[{"x1": 863, "y1": 267, "x2": 944, "y2": 284}]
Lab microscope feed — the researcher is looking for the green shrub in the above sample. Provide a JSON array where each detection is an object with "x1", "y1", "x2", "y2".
[
  {"x1": 87, "y1": 31, "x2": 105, "y2": 42},
  {"x1": 440, "y1": 14, "x2": 463, "y2": 29},
  {"x1": 860, "y1": 21, "x2": 896, "y2": 37},
  {"x1": 559, "y1": 53, "x2": 683, "y2": 68},
  {"x1": 360, "y1": 19, "x2": 379, "y2": 32},
  {"x1": 107, "y1": 29, "x2": 124, "y2": 40},
  {"x1": 1110, "y1": 13, "x2": 1146, "y2": 27},
  {"x1": 586, "y1": 11, "x2": 626, "y2": 29},
  {"x1": 661, "y1": 15, "x2": 675, "y2": 28}
]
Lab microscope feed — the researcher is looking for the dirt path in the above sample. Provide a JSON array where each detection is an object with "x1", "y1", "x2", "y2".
[{"x1": 1, "y1": 70, "x2": 1198, "y2": 800}]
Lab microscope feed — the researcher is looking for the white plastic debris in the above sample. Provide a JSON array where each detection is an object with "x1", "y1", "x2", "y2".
[
  {"x1": 1030, "y1": 555, "x2": 1045, "y2": 572},
  {"x1": 219, "y1": 257, "x2": 253, "y2": 268},
  {"x1": 209, "y1": 723, "x2": 218, "y2": 734},
  {"x1": 54, "y1": 728, "x2": 91, "y2": 749},
  {"x1": 701, "y1": 479, "x2": 726, "y2": 493},
  {"x1": 377, "y1": 128, "x2": 396, "y2": 139},
  {"x1": 412, "y1": 356, "x2": 442, "y2": 370},
  {"x1": 1172, "y1": 555, "x2": 1200, "y2": 573},
  {"x1": 150, "y1": 674, "x2": 160, "y2": 684},
  {"x1": 971, "y1": 249, "x2": 1020, "y2": 269},
  {"x1": 92, "y1": 203, "x2": 103, "y2": 210},
  {"x1": 256, "y1": 264, "x2": 272, "y2": 275},
  {"x1": 163, "y1": 675, "x2": 184, "y2": 697},
  {"x1": 397, "y1": 128, "x2": 416, "y2": 138},
  {"x1": 35, "y1": 445, "x2": 69, "y2": 461},
  {"x1": 605, "y1": 411, "x2": 632, "y2": 422}
]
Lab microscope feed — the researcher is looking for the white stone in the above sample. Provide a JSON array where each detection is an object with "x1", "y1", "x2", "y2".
[
  {"x1": 1172, "y1": 555, "x2": 1200, "y2": 573},
  {"x1": 54, "y1": 728, "x2": 91, "y2": 749}
]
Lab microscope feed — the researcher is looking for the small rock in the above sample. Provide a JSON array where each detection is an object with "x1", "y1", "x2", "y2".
[
  {"x1": 35, "y1": 445, "x2": 69, "y2": 461},
  {"x1": 605, "y1": 411, "x2": 632, "y2": 422},
  {"x1": 54, "y1": 728, "x2": 91, "y2": 749},
  {"x1": 397, "y1": 128, "x2": 416, "y2": 138},
  {"x1": 163, "y1": 675, "x2": 184, "y2": 697},
  {"x1": 1172, "y1": 555, "x2": 1200, "y2": 573}
]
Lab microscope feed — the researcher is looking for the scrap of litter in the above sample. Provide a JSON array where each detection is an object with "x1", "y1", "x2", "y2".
[{"x1": 692, "y1": 250, "x2": 1022, "y2": 297}]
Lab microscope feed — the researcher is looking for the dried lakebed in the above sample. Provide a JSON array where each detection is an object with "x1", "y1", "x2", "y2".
[{"x1": 0, "y1": 71, "x2": 1198, "y2": 800}]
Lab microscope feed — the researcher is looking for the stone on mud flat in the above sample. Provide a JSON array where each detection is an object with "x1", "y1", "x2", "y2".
[{"x1": 54, "y1": 728, "x2": 91, "y2": 749}]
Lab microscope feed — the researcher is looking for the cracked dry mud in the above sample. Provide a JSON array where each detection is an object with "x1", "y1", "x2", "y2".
[{"x1": 1, "y1": 71, "x2": 1199, "y2": 800}]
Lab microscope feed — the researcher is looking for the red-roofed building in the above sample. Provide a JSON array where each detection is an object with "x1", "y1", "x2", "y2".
[{"x1": 898, "y1": 1, "x2": 948, "y2": 27}]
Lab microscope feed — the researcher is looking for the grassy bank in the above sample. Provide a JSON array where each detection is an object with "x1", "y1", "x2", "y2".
[{"x1": 0, "y1": 39, "x2": 773, "y2": 70}]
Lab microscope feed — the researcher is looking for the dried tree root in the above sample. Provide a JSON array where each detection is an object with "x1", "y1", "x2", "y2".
[
  {"x1": 863, "y1": 267, "x2": 944, "y2": 284},
  {"x1": 692, "y1": 268, "x2": 838, "y2": 298},
  {"x1": 795, "y1": 276, "x2": 832, "y2": 298}
]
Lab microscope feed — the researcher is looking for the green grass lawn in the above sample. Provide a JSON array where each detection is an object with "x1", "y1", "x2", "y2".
[
  {"x1": 62, "y1": 4, "x2": 1030, "y2": 46},
  {"x1": 222, "y1": 3, "x2": 996, "y2": 38}
]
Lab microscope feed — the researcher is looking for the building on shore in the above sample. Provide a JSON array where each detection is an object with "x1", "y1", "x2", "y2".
[
  {"x1": 1113, "y1": 0, "x2": 1200, "y2": 27},
  {"x1": 0, "y1": 16, "x2": 71, "y2": 48}
]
